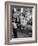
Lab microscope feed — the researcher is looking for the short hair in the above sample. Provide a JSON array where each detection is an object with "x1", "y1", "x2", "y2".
[{"x1": 20, "y1": 13, "x2": 25, "y2": 17}]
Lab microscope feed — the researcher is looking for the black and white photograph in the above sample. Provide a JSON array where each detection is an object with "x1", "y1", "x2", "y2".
[
  {"x1": 5, "y1": 2, "x2": 37, "y2": 44},
  {"x1": 11, "y1": 6, "x2": 32, "y2": 38}
]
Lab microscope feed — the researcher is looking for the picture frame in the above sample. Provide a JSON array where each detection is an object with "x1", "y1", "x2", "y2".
[{"x1": 5, "y1": 1, "x2": 37, "y2": 45}]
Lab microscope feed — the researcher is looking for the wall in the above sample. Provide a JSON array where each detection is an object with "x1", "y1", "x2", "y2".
[{"x1": 0, "y1": 0, "x2": 38, "y2": 46}]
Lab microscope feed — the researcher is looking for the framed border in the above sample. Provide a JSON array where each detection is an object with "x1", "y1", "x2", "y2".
[{"x1": 5, "y1": 1, "x2": 37, "y2": 45}]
